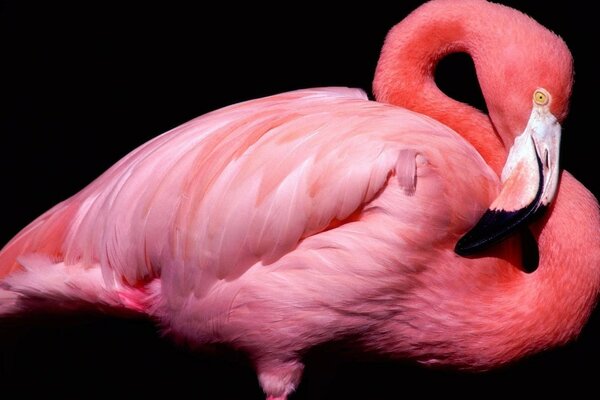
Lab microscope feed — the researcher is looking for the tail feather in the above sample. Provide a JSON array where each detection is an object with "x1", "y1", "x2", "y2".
[
  {"x1": 0, "y1": 255, "x2": 155, "y2": 318},
  {"x1": 0, "y1": 199, "x2": 81, "y2": 279},
  {"x1": 1, "y1": 196, "x2": 98, "y2": 316},
  {"x1": 0, "y1": 194, "x2": 159, "y2": 318}
]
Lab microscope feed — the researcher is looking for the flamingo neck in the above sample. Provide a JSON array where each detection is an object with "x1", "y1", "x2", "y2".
[
  {"x1": 369, "y1": 0, "x2": 596, "y2": 367},
  {"x1": 373, "y1": 0, "x2": 506, "y2": 174},
  {"x1": 524, "y1": 175, "x2": 600, "y2": 346},
  {"x1": 381, "y1": 175, "x2": 600, "y2": 368},
  {"x1": 486, "y1": 176, "x2": 600, "y2": 362}
]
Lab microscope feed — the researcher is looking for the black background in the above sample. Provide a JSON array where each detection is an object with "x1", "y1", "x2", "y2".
[{"x1": 1, "y1": 1, "x2": 598, "y2": 398}]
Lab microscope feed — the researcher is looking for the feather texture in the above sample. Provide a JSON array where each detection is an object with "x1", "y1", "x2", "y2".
[
  {"x1": 2, "y1": 2, "x2": 599, "y2": 399},
  {"x1": 1, "y1": 87, "x2": 496, "y2": 304}
]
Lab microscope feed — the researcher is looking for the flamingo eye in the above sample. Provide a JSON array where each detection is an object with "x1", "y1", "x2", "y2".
[{"x1": 533, "y1": 88, "x2": 550, "y2": 106}]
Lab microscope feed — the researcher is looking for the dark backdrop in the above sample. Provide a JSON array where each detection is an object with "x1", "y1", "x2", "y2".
[{"x1": 1, "y1": 1, "x2": 598, "y2": 398}]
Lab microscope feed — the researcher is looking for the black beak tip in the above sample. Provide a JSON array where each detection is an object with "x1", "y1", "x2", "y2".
[
  {"x1": 454, "y1": 208, "x2": 530, "y2": 256},
  {"x1": 454, "y1": 225, "x2": 491, "y2": 256},
  {"x1": 454, "y1": 237, "x2": 477, "y2": 256}
]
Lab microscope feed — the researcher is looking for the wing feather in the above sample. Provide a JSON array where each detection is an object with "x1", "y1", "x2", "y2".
[{"x1": 0, "y1": 87, "x2": 496, "y2": 299}]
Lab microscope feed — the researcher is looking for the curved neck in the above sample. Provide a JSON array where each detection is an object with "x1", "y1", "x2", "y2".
[
  {"x1": 373, "y1": 0, "x2": 506, "y2": 174},
  {"x1": 525, "y1": 173, "x2": 600, "y2": 346},
  {"x1": 375, "y1": 174, "x2": 600, "y2": 367},
  {"x1": 372, "y1": 0, "x2": 600, "y2": 364},
  {"x1": 480, "y1": 175, "x2": 600, "y2": 361}
]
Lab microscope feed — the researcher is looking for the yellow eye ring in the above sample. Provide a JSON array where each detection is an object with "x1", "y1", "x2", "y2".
[{"x1": 533, "y1": 88, "x2": 550, "y2": 106}]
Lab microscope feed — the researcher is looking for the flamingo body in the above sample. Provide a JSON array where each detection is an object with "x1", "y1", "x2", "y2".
[{"x1": 2, "y1": 1, "x2": 600, "y2": 399}]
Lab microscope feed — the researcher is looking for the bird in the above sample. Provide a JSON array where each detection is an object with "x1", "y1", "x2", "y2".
[{"x1": 1, "y1": 0, "x2": 599, "y2": 399}]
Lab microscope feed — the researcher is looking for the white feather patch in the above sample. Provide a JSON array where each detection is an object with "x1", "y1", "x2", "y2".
[{"x1": 2, "y1": 254, "x2": 151, "y2": 313}]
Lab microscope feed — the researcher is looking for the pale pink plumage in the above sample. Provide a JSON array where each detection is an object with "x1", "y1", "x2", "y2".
[
  {"x1": 2, "y1": 1, "x2": 600, "y2": 399},
  {"x1": 1, "y1": 86, "x2": 495, "y2": 319}
]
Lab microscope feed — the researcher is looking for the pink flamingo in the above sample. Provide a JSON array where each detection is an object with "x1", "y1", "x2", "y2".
[{"x1": 1, "y1": 0, "x2": 599, "y2": 399}]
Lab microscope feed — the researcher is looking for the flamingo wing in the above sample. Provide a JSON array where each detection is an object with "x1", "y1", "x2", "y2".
[{"x1": 0, "y1": 87, "x2": 497, "y2": 303}]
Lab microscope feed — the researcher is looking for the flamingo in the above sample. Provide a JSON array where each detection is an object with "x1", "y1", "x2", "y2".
[{"x1": 1, "y1": 0, "x2": 599, "y2": 399}]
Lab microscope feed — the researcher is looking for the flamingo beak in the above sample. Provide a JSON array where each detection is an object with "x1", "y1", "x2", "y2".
[{"x1": 455, "y1": 96, "x2": 561, "y2": 256}]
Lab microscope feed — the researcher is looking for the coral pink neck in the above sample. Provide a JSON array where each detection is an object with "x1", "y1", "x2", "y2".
[{"x1": 373, "y1": 0, "x2": 600, "y2": 365}]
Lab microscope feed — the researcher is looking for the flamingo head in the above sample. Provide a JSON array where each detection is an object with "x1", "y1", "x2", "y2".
[
  {"x1": 453, "y1": 2, "x2": 574, "y2": 255},
  {"x1": 372, "y1": 0, "x2": 575, "y2": 255}
]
